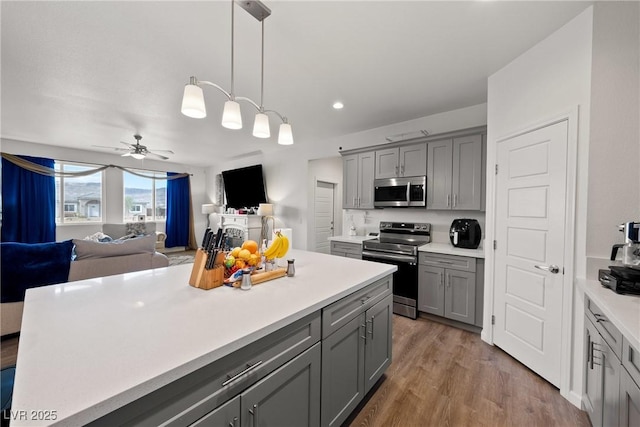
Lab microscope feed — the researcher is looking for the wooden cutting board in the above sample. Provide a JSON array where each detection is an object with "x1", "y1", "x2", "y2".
[{"x1": 229, "y1": 268, "x2": 287, "y2": 288}]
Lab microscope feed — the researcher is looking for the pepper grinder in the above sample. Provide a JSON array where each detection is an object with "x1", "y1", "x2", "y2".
[
  {"x1": 240, "y1": 269, "x2": 252, "y2": 290},
  {"x1": 286, "y1": 259, "x2": 295, "y2": 277}
]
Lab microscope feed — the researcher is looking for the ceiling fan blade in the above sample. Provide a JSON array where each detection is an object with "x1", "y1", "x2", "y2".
[
  {"x1": 120, "y1": 141, "x2": 136, "y2": 148},
  {"x1": 92, "y1": 145, "x2": 129, "y2": 151},
  {"x1": 145, "y1": 152, "x2": 169, "y2": 160},
  {"x1": 150, "y1": 149, "x2": 174, "y2": 154}
]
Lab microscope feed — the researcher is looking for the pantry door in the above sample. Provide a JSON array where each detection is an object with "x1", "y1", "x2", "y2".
[
  {"x1": 493, "y1": 120, "x2": 568, "y2": 388},
  {"x1": 314, "y1": 180, "x2": 335, "y2": 254}
]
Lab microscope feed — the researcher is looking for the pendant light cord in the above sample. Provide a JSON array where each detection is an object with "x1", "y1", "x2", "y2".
[
  {"x1": 230, "y1": 0, "x2": 235, "y2": 100},
  {"x1": 260, "y1": 20, "x2": 265, "y2": 110}
]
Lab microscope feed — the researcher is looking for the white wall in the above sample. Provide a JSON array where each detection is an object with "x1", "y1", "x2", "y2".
[
  {"x1": 586, "y1": 1, "x2": 640, "y2": 276},
  {"x1": 1, "y1": 138, "x2": 208, "y2": 243},
  {"x1": 206, "y1": 103, "x2": 488, "y2": 251}
]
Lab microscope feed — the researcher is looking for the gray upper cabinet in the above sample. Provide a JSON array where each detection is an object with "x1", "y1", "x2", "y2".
[
  {"x1": 427, "y1": 134, "x2": 483, "y2": 210},
  {"x1": 343, "y1": 152, "x2": 375, "y2": 209},
  {"x1": 375, "y1": 143, "x2": 426, "y2": 179}
]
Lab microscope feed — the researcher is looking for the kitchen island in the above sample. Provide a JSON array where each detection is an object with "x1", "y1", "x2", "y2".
[{"x1": 11, "y1": 249, "x2": 396, "y2": 426}]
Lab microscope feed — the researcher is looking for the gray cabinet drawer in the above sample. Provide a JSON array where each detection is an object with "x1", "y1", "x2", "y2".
[
  {"x1": 623, "y1": 337, "x2": 640, "y2": 389},
  {"x1": 585, "y1": 297, "x2": 623, "y2": 360},
  {"x1": 330, "y1": 242, "x2": 362, "y2": 257},
  {"x1": 322, "y1": 276, "x2": 391, "y2": 339},
  {"x1": 89, "y1": 312, "x2": 321, "y2": 427},
  {"x1": 419, "y1": 253, "x2": 476, "y2": 273}
]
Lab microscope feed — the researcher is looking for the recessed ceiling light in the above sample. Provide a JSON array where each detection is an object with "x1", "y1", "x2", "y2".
[{"x1": 333, "y1": 101, "x2": 344, "y2": 110}]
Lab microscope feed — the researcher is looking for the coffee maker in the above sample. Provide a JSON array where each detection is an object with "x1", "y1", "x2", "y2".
[
  {"x1": 610, "y1": 221, "x2": 640, "y2": 267},
  {"x1": 600, "y1": 221, "x2": 640, "y2": 295}
]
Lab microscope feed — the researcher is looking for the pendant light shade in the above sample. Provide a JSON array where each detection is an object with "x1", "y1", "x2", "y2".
[
  {"x1": 278, "y1": 123, "x2": 294, "y2": 145},
  {"x1": 253, "y1": 112, "x2": 271, "y2": 138},
  {"x1": 181, "y1": 84, "x2": 207, "y2": 119},
  {"x1": 222, "y1": 100, "x2": 242, "y2": 129}
]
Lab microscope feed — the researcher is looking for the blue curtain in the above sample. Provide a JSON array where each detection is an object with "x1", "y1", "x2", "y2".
[
  {"x1": 165, "y1": 172, "x2": 191, "y2": 247},
  {"x1": 1, "y1": 155, "x2": 56, "y2": 243}
]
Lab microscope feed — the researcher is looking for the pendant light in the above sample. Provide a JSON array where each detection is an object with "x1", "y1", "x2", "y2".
[{"x1": 181, "y1": 0, "x2": 293, "y2": 145}]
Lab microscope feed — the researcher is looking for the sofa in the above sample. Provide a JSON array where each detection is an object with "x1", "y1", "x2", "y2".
[
  {"x1": 0, "y1": 235, "x2": 169, "y2": 336},
  {"x1": 102, "y1": 222, "x2": 167, "y2": 251}
]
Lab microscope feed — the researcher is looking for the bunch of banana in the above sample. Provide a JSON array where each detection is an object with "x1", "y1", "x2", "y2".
[{"x1": 263, "y1": 231, "x2": 289, "y2": 260}]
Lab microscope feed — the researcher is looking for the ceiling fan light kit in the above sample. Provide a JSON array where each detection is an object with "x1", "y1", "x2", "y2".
[{"x1": 181, "y1": 0, "x2": 293, "y2": 145}]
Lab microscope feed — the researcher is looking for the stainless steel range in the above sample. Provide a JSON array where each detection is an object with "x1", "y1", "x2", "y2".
[{"x1": 362, "y1": 222, "x2": 431, "y2": 319}]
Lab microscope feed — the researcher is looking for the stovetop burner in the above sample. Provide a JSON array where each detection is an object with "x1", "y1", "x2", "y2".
[{"x1": 363, "y1": 221, "x2": 431, "y2": 256}]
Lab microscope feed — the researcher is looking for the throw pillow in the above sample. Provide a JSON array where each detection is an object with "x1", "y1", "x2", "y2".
[
  {"x1": 72, "y1": 234, "x2": 155, "y2": 260},
  {"x1": 0, "y1": 240, "x2": 74, "y2": 303},
  {"x1": 126, "y1": 222, "x2": 147, "y2": 236}
]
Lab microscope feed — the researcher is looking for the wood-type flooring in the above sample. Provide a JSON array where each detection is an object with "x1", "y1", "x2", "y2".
[{"x1": 345, "y1": 315, "x2": 590, "y2": 427}]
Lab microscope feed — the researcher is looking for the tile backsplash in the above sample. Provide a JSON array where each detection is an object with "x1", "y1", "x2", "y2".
[{"x1": 343, "y1": 209, "x2": 486, "y2": 246}]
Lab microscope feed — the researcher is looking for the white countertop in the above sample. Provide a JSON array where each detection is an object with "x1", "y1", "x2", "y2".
[
  {"x1": 328, "y1": 235, "x2": 377, "y2": 244},
  {"x1": 11, "y1": 249, "x2": 396, "y2": 426},
  {"x1": 576, "y1": 277, "x2": 640, "y2": 351},
  {"x1": 418, "y1": 242, "x2": 485, "y2": 258}
]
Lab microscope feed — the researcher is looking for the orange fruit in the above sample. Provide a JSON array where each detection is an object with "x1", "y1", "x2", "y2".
[
  {"x1": 235, "y1": 259, "x2": 246, "y2": 269},
  {"x1": 238, "y1": 249, "x2": 252, "y2": 261},
  {"x1": 248, "y1": 253, "x2": 259, "y2": 266},
  {"x1": 242, "y1": 240, "x2": 259, "y2": 254},
  {"x1": 230, "y1": 247, "x2": 242, "y2": 257}
]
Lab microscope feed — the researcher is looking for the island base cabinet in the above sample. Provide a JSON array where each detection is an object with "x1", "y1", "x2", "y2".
[
  {"x1": 620, "y1": 368, "x2": 640, "y2": 427},
  {"x1": 321, "y1": 295, "x2": 392, "y2": 427},
  {"x1": 190, "y1": 396, "x2": 239, "y2": 427},
  {"x1": 192, "y1": 344, "x2": 321, "y2": 427},
  {"x1": 240, "y1": 343, "x2": 321, "y2": 427},
  {"x1": 364, "y1": 294, "x2": 393, "y2": 393}
]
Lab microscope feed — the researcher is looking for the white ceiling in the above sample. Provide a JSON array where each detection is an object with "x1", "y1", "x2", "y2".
[{"x1": 1, "y1": 1, "x2": 592, "y2": 167}]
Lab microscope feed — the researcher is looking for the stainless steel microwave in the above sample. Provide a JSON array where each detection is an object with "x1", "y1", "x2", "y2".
[{"x1": 374, "y1": 176, "x2": 426, "y2": 207}]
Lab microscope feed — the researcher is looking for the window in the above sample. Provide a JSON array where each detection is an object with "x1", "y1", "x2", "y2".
[
  {"x1": 55, "y1": 162, "x2": 104, "y2": 223},
  {"x1": 123, "y1": 170, "x2": 167, "y2": 222}
]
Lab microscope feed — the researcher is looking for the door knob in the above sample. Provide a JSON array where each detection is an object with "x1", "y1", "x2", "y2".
[{"x1": 534, "y1": 264, "x2": 560, "y2": 274}]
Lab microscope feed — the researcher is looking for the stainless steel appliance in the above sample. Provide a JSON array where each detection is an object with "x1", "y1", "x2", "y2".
[
  {"x1": 373, "y1": 176, "x2": 426, "y2": 208},
  {"x1": 610, "y1": 221, "x2": 640, "y2": 267},
  {"x1": 449, "y1": 218, "x2": 482, "y2": 249},
  {"x1": 362, "y1": 221, "x2": 431, "y2": 319}
]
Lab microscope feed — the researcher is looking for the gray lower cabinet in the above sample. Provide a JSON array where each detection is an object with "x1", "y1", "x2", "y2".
[
  {"x1": 418, "y1": 253, "x2": 483, "y2": 326},
  {"x1": 321, "y1": 294, "x2": 393, "y2": 427},
  {"x1": 193, "y1": 344, "x2": 321, "y2": 427},
  {"x1": 583, "y1": 296, "x2": 640, "y2": 427},
  {"x1": 620, "y1": 367, "x2": 640, "y2": 426},
  {"x1": 330, "y1": 241, "x2": 362, "y2": 259},
  {"x1": 191, "y1": 396, "x2": 240, "y2": 427},
  {"x1": 240, "y1": 343, "x2": 321, "y2": 427}
]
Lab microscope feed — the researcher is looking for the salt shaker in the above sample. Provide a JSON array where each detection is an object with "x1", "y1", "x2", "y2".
[
  {"x1": 286, "y1": 259, "x2": 295, "y2": 277},
  {"x1": 240, "y1": 269, "x2": 252, "y2": 290}
]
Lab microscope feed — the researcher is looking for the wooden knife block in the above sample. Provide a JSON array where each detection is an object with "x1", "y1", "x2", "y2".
[{"x1": 189, "y1": 249, "x2": 225, "y2": 290}]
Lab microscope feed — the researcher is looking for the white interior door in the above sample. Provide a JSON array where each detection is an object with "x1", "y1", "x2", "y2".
[
  {"x1": 493, "y1": 120, "x2": 568, "y2": 388},
  {"x1": 314, "y1": 181, "x2": 335, "y2": 254}
]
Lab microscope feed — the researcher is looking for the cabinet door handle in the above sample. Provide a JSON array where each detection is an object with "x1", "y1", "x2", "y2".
[
  {"x1": 440, "y1": 272, "x2": 444, "y2": 286},
  {"x1": 229, "y1": 416, "x2": 238, "y2": 427},
  {"x1": 360, "y1": 323, "x2": 367, "y2": 344},
  {"x1": 367, "y1": 316, "x2": 374, "y2": 337},
  {"x1": 400, "y1": 164, "x2": 405, "y2": 176},
  {"x1": 447, "y1": 273, "x2": 451, "y2": 287},
  {"x1": 453, "y1": 194, "x2": 457, "y2": 207},
  {"x1": 249, "y1": 404, "x2": 258, "y2": 427},
  {"x1": 395, "y1": 165, "x2": 399, "y2": 175},
  {"x1": 447, "y1": 194, "x2": 451, "y2": 207},
  {"x1": 222, "y1": 360, "x2": 263, "y2": 386}
]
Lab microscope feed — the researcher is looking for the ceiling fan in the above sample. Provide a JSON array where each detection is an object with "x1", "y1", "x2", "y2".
[{"x1": 93, "y1": 135, "x2": 174, "y2": 160}]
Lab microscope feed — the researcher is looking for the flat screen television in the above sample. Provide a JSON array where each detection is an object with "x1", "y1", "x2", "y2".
[{"x1": 222, "y1": 164, "x2": 268, "y2": 209}]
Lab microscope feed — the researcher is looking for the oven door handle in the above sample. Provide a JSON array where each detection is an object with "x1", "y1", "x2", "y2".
[{"x1": 362, "y1": 251, "x2": 416, "y2": 264}]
